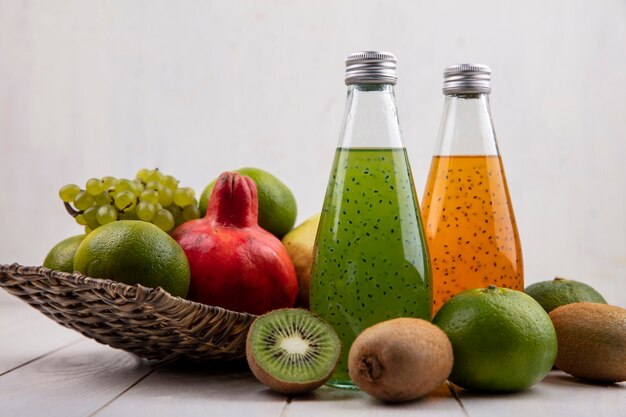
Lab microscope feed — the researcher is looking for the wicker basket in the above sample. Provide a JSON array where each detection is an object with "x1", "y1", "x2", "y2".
[{"x1": 0, "y1": 263, "x2": 257, "y2": 362}]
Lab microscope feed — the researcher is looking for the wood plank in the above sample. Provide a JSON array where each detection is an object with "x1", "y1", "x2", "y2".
[
  {"x1": 285, "y1": 382, "x2": 466, "y2": 417},
  {"x1": 3, "y1": 291, "x2": 624, "y2": 417},
  {"x1": 0, "y1": 300, "x2": 82, "y2": 375},
  {"x1": 454, "y1": 370, "x2": 625, "y2": 417},
  {"x1": 0, "y1": 339, "x2": 154, "y2": 417},
  {"x1": 95, "y1": 363, "x2": 466, "y2": 417},
  {"x1": 94, "y1": 362, "x2": 287, "y2": 417}
]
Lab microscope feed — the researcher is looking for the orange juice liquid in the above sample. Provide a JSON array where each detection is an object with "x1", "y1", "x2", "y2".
[{"x1": 422, "y1": 155, "x2": 523, "y2": 315}]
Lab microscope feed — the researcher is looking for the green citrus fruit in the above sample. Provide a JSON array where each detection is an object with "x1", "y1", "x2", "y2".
[
  {"x1": 73, "y1": 220, "x2": 190, "y2": 297},
  {"x1": 43, "y1": 234, "x2": 85, "y2": 272},
  {"x1": 432, "y1": 285, "x2": 557, "y2": 392},
  {"x1": 525, "y1": 277, "x2": 607, "y2": 313},
  {"x1": 199, "y1": 168, "x2": 297, "y2": 238}
]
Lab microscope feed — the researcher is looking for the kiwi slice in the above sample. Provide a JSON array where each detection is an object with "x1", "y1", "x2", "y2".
[{"x1": 246, "y1": 308, "x2": 341, "y2": 394}]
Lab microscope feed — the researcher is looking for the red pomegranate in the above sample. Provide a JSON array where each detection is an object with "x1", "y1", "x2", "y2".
[{"x1": 171, "y1": 172, "x2": 298, "y2": 315}]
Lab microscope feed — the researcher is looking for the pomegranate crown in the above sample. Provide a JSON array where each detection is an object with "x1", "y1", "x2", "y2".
[{"x1": 206, "y1": 172, "x2": 259, "y2": 228}]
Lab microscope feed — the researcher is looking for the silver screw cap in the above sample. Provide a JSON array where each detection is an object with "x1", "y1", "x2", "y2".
[
  {"x1": 345, "y1": 51, "x2": 397, "y2": 85},
  {"x1": 443, "y1": 64, "x2": 491, "y2": 94}
]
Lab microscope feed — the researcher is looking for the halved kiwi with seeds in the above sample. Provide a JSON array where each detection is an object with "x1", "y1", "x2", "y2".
[{"x1": 246, "y1": 308, "x2": 341, "y2": 394}]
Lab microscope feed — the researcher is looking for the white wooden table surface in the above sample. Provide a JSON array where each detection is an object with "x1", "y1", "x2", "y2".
[{"x1": 1, "y1": 291, "x2": 624, "y2": 417}]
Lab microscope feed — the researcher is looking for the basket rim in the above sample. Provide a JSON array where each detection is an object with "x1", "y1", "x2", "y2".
[{"x1": 0, "y1": 263, "x2": 258, "y2": 322}]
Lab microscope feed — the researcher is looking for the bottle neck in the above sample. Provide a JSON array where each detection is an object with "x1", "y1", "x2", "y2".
[
  {"x1": 434, "y1": 93, "x2": 499, "y2": 156},
  {"x1": 338, "y1": 84, "x2": 404, "y2": 149}
]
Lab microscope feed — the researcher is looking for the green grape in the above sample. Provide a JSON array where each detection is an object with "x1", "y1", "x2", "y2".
[
  {"x1": 74, "y1": 191, "x2": 95, "y2": 211},
  {"x1": 136, "y1": 168, "x2": 150, "y2": 182},
  {"x1": 114, "y1": 179, "x2": 134, "y2": 193},
  {"x1": 142, "y1": 169, "x2": 155, "y2": 180},
  {"x1": 119, "y1": 211, "x2": 139, "y2": 220},
  {"x1": 166, "y1": 203, "x2": 182, "y2": 217},
  {"x1": 83, "y1": 206, "x2": 99, "y2": 228},
  {"x1": 182, "y1": 204, "x2": 201, "y2": 221},
  {"x1": 94, "y1": 192, "x2": 112, "y2": 206},
  {"x1": 114, "y1": 191, "x2": 137, "y2": 211},
  {"x1": 163, "y1": 175, "x2": 178, "y2": 190},
  {"x1": 136, "y1": 201, "x2": 156, "y2": 221},
  {"x1": 86, "y1": 178, "x2": 103, "y2": 195},
  {"x1": 59, "y1": 184, "x2": 81, "y2": 203},
  {"x1": 96, "y1": 205, "x2": 117, "y2": 225},
  {"x1": 143, "y1": 169, "x2": 156, "y2": 181},
  {"x1": 158, "y1": 187, "x2": 174, "y2": 206},
  {"x1": 152, "y1": 208, "x2": 175, "y2": 232},
  {"x1": 173, "y1": 187, "x2": 195, "y2": 207},
  {"x1": 84, "y1": 226, "x2": 92, "y2": 235},
  {"x1": 63, "y1": 172, "x2": 192, "y2": 229},
  {"x1": 167, "y1": 204, "x2": 185, "y2": 226},
  {"x1": 166, "y1": 204, "x2": 182, "y2": 215},
  {"x1": 146, "y1": 169, "x2": 164, "y2": 183},
  {"x1": 75, "y1": 214, "x2": 88, "y2": 226},
  {"x1": 101, "y1": 176, "x2": 117, "y2": 190},
  {"x1": 140, "y1": 190, "x2": 159, "y2": 205},
  {"x1": 145, "y1": 180, "x2": 164, "y2": 193},
  {"x1": 131, "y1": 180, "x2": 144, "y2": 195}
]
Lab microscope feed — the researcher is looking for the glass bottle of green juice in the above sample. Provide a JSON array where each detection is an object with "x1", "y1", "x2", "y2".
[{"x1": 309, "y1": 51, "x2": 431, "y2": 389}]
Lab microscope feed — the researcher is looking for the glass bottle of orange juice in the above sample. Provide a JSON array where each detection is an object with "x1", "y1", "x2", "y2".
[{"x1": 422, "y1": 64, "x2": 523, "y2": 315}]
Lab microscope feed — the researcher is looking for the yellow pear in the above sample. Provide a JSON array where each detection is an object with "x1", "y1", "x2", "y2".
[{"x1": 281, "y1": 213, "x2": 321, "y2": 308}]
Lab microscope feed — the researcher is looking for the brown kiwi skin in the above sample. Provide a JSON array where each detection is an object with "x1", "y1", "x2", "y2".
[
  {"x1": 348, "y1": 318, "x2": 454, "y2": 402},
  {"x1": 549, "y1": 302, "x2": 626, "y2": 383},
  {"x1": 245, "y1": 310, "x2": 340, "y2": 395}
]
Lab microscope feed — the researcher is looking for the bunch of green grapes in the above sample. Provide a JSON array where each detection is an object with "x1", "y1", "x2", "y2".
[{"x1": 58, "y1": 169, "x2": 201, "y2": 233}]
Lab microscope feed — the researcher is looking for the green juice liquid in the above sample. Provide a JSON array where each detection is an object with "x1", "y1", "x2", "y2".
[{"x1": 310, "y1": 148, "x2": 431, "y2": 389}]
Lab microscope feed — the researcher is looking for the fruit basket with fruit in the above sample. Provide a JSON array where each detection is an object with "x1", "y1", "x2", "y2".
[{"x1": 0, "y1": 169, "x2": 301, "y2": 362}]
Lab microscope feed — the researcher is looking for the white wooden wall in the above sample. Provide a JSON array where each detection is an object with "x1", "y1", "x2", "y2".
[{"x1": 0, "y1": 0, "x2": 624, "y2": 305}]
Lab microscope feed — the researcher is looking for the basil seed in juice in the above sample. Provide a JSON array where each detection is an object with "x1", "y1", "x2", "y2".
[{"x1": 310, "y1": 148, "x2": 431, "y2": 389}]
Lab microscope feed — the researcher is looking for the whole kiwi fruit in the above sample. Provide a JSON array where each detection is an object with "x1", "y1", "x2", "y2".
[
  {"x1": 549, "y1": 302, "x2": 626, "y2": 383},
  {"x1": 348, "y1": 318, "x2": 453, "y2": 402}
]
